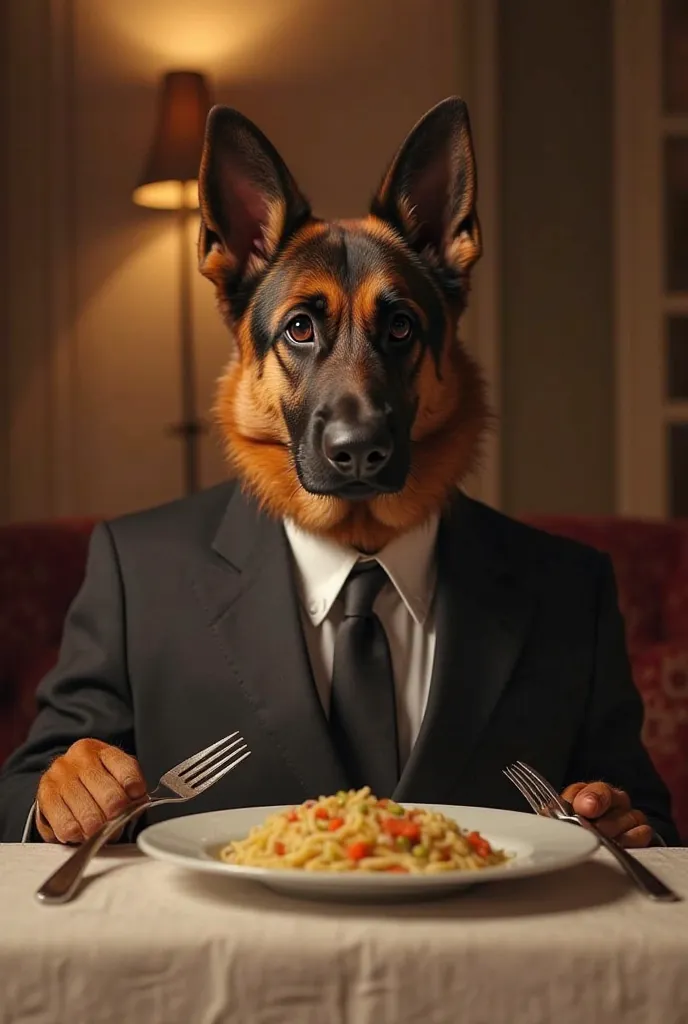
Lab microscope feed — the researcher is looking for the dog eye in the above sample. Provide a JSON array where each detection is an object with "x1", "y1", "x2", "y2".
[
  {"x1": 285, "y1": 315, "x2": 314, "y2": 345},
  {"x1": 388, "y1": 313, "x2": 413, "y2": 342}
]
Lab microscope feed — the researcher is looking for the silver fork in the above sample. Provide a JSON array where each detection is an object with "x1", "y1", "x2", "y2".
[
  {"x1": 36, "y1": 732, "x2": 251, "y2": 905},
  {"x1": 503, "y1": 760, "x2": 681, "y2": 902}
]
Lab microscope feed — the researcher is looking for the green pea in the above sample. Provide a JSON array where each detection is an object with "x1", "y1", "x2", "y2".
[
  {"x1": 412, "y1": 844, "x2": 428, "y2": 859},
  {"x1": 395, "y1": 836, "x2": 411, "y2": 851},
  {"x1": 387, "y1": 802, "x2": 405, "y2": 816}
]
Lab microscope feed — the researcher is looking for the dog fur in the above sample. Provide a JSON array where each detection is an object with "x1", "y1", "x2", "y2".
[{"x1": 198, "y1": 97, "x2": 489, "y2": 553}]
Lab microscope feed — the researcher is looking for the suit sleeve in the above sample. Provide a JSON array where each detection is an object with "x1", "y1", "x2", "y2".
[
  {"x1": 565, "y1": 555, "x2": 680, "y2": 846},
  {"x1": 0, "y1": 522, "x2": 135, "y2": 842}
]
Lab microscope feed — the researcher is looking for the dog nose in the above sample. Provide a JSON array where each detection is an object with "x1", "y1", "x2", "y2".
[{"x1": 322, "y1": 420, "x2": 393, "y2": 480}]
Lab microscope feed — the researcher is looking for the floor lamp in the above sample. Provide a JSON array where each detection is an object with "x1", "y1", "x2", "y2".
[{"x1": 133, "y1": 70, "x2": 213, "y2": 496}]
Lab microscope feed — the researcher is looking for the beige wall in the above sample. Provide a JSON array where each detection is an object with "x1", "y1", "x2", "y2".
[
  {"x1": 1, "y1": 0, "x2": 488, "y2": 522},
  {"x1": 499, "y1": 0, "x2": 615, "y2": 515},
  {"x1": 1, "y1": 0, "x2": 617, "y2": 523}
]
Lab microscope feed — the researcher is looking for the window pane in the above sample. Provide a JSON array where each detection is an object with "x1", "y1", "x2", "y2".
[
  {"x1": 665, "y1": 137, "x2": 688, "y2": 292},
  {"x1": 663, "y1": 0, "x2": 688, "y2": 114},
  {"x1": 669, "y1": 423, "x2": 688, "y2": 517},
  {"x1": 668, "y1": 317, "x2": 688, "y2": 398}
]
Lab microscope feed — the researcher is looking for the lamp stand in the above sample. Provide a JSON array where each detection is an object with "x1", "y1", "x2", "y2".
[{"x1": 169, "y1": 195, "x2": 205, "y2": 495}]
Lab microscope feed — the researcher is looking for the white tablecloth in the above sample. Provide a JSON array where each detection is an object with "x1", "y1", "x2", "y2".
[{"x1": 2, "y1": 844, "x2": 688, "y2": 1024}]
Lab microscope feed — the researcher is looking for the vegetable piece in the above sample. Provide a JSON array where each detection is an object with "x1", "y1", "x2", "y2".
[
  {"x1": 315, "y1": 807, "x2": 330, "y2": 820},
  {"x1": 382, "y1": 818, "x2": 421, "y2": 843},
  {"x1": 466, "y1": 831, "x2": 492, "y2": 858},
  {"x1": 328, "y1": 817, "x2": 345, "y2": 831},
  {"x1": 275, "y1": 841, "x2": 285, "y2": 855},
  {"x1": 347, "y1": 841, "x2": 373, "y2": 861}
]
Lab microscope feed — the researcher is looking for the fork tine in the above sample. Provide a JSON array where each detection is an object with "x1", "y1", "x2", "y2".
[
  {"x1": 192, "y1": 749, "x2": 252, "y2": 794},
  {"x1": 173, "y1": 732, "x2": 240, "y2": 775},
  {"x1": 181, "y1": 734, "x2": 245, "y2": 781},
  {"x1": 503, "y1": 767, "x2": 540, "y2": 814},
  {"x1": 503, "y1": 768, "x2": 541, "y2": 814},
  {"x1": 512, "y1": 764, "x2": 552, "y2": 813},
  {"x1": 504, "y1": 765, "x2": 548, "y2": 815},
  {"x1": 516, "y1": 761, "x2": 568, "y2": 813},
  {"x1": 189, "y1": 743, "x2": 249, "y2": 786}
]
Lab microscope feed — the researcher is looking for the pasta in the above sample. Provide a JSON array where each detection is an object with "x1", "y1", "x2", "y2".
[{"x1": 221, "y1": 788, "x2": 509, "y2": 874}]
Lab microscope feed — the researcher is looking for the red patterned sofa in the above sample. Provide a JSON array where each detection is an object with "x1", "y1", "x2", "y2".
[
  {"x1": 525, "y1": 516, "x2": 688, "y2": 842},
  {"x1": 1, "y1": 515, "x2": 687, "y2": 840},
  {"x1": 0, "y1": 520, "x2": 95, "y2": 768}
]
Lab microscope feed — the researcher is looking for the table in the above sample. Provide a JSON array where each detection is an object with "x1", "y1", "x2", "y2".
[{"x1": 2, "y1": 845, "x2": 688, "y2": 1024}]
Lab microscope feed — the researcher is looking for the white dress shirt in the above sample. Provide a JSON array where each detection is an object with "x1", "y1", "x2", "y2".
[{"x1": 283, "y1": 514, "x2": 439, "y2": 767}]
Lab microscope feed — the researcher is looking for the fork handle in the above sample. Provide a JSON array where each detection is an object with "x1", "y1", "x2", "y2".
[
  {"x1": 590, "y1": 825, "x2": 681, "y2": 902},
  {"x1": 35, "y1": 796, "x2": 162, "y2": 905}
]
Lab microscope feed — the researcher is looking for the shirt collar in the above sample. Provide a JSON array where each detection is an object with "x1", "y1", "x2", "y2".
[{"x1": 283, "y1": 514, "x2": 439, "y2": 628}]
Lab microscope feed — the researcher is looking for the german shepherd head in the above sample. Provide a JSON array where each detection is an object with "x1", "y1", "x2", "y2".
[{"x1": 198, "y1": 97, "x2": 487, "y2": 552}]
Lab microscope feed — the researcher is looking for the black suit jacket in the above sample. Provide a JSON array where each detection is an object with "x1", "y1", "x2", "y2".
[{"x1": 0, "y1": 483, "x2": 679, "y2": 844}]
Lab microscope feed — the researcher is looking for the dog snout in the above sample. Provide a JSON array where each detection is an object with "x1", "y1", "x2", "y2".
[{"x1": 322, "y1": 417, "x2": 393, "y2": 481}]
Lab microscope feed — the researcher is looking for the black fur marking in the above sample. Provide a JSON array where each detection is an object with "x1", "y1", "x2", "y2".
[
  {"x1": 273, "y1": 344, "x2": 298, "y2": 385},
  {"x1": 245, "y1": 222, "x2": 450, "y2": 376},
  {"x1": 221, "y1": 208, "x2": 316, "y2": 325}
]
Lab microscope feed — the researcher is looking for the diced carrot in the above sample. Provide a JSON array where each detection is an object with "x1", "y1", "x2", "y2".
[
  {"x1": 467, "y1": 831, "x2": 492, "y2": 857},
  {"x1": 275, "y1": 842, "x2": 285, "y2": 855},
  {"x1": 314, "y1": 807, "x2": 330, "y2": 820},
  {"x1": 381, "y1": 818, "x2": 421, "y2": 843},
  {"x1": 347, "y1": 841, "x2": 373, "y2": 861},
  {"x1": 328, "y1": 817, "x2": 345, "y2": 831},
  {"x1": 285, "y1": 810, "x2": 298, "y2": 822}
]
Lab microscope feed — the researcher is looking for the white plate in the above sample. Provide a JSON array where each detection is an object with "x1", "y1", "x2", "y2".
[{"x1": 137, "y1": 803, "x2": 599, "y2": 902}]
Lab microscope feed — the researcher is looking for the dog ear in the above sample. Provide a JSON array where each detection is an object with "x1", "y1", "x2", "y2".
[
  {"x1": 198, "y1": 106, "x2": 311, "y2": 286},
  {"x1": 371, "y1": 97, "x2": 481, "y2": 276}
]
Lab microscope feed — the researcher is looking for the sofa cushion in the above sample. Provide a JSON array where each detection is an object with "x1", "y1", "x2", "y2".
[
  {"x1": 524, "y1": 516, "x2": 688, "y2": 649},
  {"x1": 633, "y1": 643, "x2": 688, "y2": 842},
  {"x1": 0, "y1": 520, "x2": 95, "y2": 765}
]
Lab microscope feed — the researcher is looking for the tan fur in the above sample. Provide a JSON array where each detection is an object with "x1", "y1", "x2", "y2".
[
  {"x1": 212, "y1": 219, "x2": 488, "y2": 552},
  {"x1": 203, "y1": 100, "x2": 488, "y2": 551}
]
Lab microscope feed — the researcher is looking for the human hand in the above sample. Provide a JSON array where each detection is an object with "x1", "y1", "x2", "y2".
[
  {"x1": 561, "y1": 781, "x2": 653, "y2": 848},
  {"x1": 36, "y1": 739, "x2": 147, "y2": 844}
]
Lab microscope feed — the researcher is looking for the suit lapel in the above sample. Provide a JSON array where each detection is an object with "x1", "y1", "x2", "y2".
[
  {"x1": 193, "y1": 487, "x2": 535, "y2": 804},
  {"x1": 395, "y1": 495, "x2": 536, "y2": 802},
  {"x1": 193, "y1": 487, "x2": 349, "y2": 797}
]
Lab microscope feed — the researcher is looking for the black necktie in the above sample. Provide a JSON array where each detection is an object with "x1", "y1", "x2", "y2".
[{"x1": 329, "y1": 561, "x2": 400, "y2": 796}]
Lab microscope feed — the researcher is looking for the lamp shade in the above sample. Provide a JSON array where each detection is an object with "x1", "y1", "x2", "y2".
[{"x1": 133, "y1": 70, "x2": 212, "y2": 209}]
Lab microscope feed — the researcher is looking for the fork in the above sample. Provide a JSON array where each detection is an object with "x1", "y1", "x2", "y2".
[
  {"x1": 503, "y1": 760, "x2": 681, "y2": 903},
  {"x1": 35, "y1": 732, "x2": 251, "y2": 905}
]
